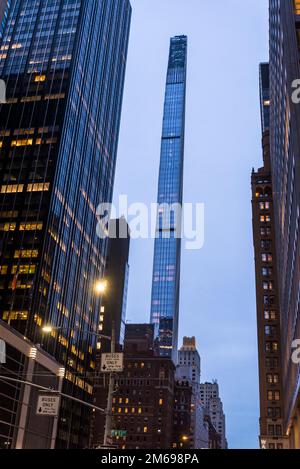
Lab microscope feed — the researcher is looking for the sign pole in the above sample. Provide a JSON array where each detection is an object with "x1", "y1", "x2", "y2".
[{"x1": 103, "y1": 321, "x2": 115, "y2": 447}]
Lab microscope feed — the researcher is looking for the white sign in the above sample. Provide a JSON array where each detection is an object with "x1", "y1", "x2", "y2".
[
  {"x1": 0, "y1": 339, "x2": 6, "y2": 364},
  {"x1": 101, "y1": 353, "x2": 124, "y2": 373},
  {"x1": 36, "y1": 394, "x2": 60, "y2": 416}
]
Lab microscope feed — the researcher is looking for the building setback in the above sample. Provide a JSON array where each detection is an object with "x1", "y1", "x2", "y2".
[
  {"x1": 0, "y1": 0, "x2": 131, "y2": 448},
  {"x1": 267, "y1": 0, "x2": 300, "y2": 447},
  {"x1": 150, "y1": 36, "x2": 187, "y2": 362},
  {"x1": 251, "y1": 63, "x2": 288, "y2": 449}
]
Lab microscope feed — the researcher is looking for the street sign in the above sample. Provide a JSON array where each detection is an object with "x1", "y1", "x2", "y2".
[
  {"x1": 101, "y1": 353, "x2": 124, "y2": 373},
  {"x1": 36, "y1": 394, "x2": 60, "y2": 417},
  {"x1": 111, "y1": 430, "x2": 127, "y2": 438}
]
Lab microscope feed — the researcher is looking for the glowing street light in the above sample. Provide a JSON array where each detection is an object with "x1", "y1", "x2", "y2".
[{"x1": 94, "y1": 280, "x2": 108, "y2": 295}]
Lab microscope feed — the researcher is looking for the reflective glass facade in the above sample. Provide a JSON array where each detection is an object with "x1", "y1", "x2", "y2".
[
  {"x1": 150, "y1": 36, "x2": 187, "y2": 362},
  {"x1": 0, "y1": 0, "x2": 131, "y2": 448},
  {"x1": 268, "y1": 0, "x2": 300, "y2": 447}
]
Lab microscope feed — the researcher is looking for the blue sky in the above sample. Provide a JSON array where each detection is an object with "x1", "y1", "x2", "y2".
[{"x1": 113, "y1": 0, "x2": 269, "y2": 449}]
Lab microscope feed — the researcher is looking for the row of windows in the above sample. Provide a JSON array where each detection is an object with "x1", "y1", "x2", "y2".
[
  {"x1": 0, "y1": 222, "x2": 43, "y2": 231},
  {"x1": 0, "y1": 183, "x2": 50, "y2": 193}
]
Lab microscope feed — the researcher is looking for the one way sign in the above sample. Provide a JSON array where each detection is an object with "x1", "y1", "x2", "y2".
[{"x1": 101, "y1": 353, "x2": 124, "y2": 373}]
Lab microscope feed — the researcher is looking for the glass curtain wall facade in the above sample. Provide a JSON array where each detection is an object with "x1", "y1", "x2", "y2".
[
  {"x1": 268, "y1": 0, "x2": 300, "y2": 447},
  {"x1": 150, "y1": 36, "x2": 187, "y2": 362},
  {"x1": 0, "y1": 0, "x2": 131, "y2": 448}
]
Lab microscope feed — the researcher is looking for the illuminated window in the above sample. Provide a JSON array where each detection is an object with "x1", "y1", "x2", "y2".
[
  {"x1": 27, "y1": 183, "x2": 50, "y2": 192},
  {"x1": 14, "y1": 250, "x2": 39, "y2": 259},
  {"x1": 0, "y1": 266, "x2": 8, "y2": 275},
  {"x1": 11, "y1": 139, "x2": 33, "y2": 147},
  {"x1": 0, "y1": 223, "x2": 16, "y2": 231},
  {"x1": 138, "y1": 408, "x2": 142, "y2": 414},
  {"x1": 1, "y1": 184, "x2": 24, "y2": 194},
  {"x1": 2, "y1": 311, "x2": 28, "y2": 321},
  {"x1": 19, "y1": 222, "x2": 43, "y2": 231},
  {"x1": 144, "y1": 427, "x2": 148, "y2": 433},
  {"x1": 294, "y1": 1, "x2": 300, "y2": 15},
  {"x1": 159, "y1": 399, "x2": 163, "y2": 405},
  {"x1": 34, "y1": 75, "x2": 46, "y2": 82},
  {"x1": 118, "y1": 408, "x2": 122, "y2": 414},
  {"x1": 11, "y1": 265, "x2": 36, "y2": 275}
]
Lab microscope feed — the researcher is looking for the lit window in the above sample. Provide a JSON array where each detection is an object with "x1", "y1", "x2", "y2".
[
  {"x1": 11, "y1": 139, "x2": 33, "y2": 147},
  {"x1": 0, "y1": 266, "x2": 8, "y2": 275},
  {"x1": 0, "y1": 223, "x2": 16, "y2": 231},
  {"x1": 1, "y1": 184, "x2": 24, "y2": 194},
  {"x1": 19, "y1": 222, "x2": 43, "y2": 231},
  {"x1": 34, "y1": 75, "x2": 46, "y2": 82},
  {"x1": 294, "y1": 1, "x2": 300, "y2": 15},
  {"x1": 27, "y1": 183, "x2": 50, "y2": 192}
]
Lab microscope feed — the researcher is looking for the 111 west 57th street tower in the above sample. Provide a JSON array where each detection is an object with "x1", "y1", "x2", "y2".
[{"x1": 150, "y1": 36, "x2": 187, "y2": 362}]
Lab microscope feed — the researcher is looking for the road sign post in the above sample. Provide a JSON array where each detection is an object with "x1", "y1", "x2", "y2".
[
  {"x1": 36, "y1": 394, "x2": 60, "y2": 417},
  {"x1": 101, "y1": 352, "x2": 124, "y2": 373}
]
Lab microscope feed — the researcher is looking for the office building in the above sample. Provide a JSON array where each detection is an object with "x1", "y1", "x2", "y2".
[
  {"x1": 172, "y1": 380, "x2": 192, "y2": 449},
  {"x1": 0, "y1": 0, "x2": 9, "y2": 37},
  {"x1": 150, "y1": 36, "x2": 187, "y2": 362},
  {"x1": 176, "y1": 337, "x2": 209, "y2": 448},
  {"x1": 0, "y1": 0, "x2": 131, "y2": 448},
  {"x1": 265, "y1": 0, "x2": 300, "y2": 447},
  {"x1": 92, "y1": 324, "x2": 175, "y2": 449},
  {"x1": 200, "y1": 381, "x2": 227, "y2": 449},
  {"x1": 251, "y1": 63, "x2": 288, "y2": 449}
]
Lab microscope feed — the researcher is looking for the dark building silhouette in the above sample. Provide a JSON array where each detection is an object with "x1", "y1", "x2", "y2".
[
  {"x1": 0, "y1": 0, "x2": 131, "y2": 448},
  {"x1": 150, "y1": 36, "x2": 187, "y2": 362},
  {"x1": 172, "y1": 380, "x2": 192, "y2": 449},
  {"x1": 92, "y1": 324, "x2": 176, "y2": 449},
  {"x1": 251, "y1": 64, "x2": 288, "y2": 449},
  {"x1": 97, "y1": 217, "x2": 130, "y2": 354}
]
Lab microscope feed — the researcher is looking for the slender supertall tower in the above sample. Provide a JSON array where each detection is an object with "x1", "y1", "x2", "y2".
[{"x1": 150, "y1": 36, "x2": 187, "y2": 362}]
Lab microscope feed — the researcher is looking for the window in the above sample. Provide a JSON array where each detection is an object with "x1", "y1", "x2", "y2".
[
  {"x1": 0, "y1": 266, "x2": 8, "y2": 275},
  {"x1": 267, "y1": 374, "x2": 279, "y2": 384},
  {"x1": 34, "y1": 75, "x2": 46, "y2": 82},
  {"x1": 264, "y1": 310, "x2": 276, "y2": 321},
  {"x1": 294, "y1": 1, "x2": 300, "y2": 15},
  {"x1": 20, "y1": 222, "x2": 43, "y2": 231},
  {"x1": 0, "y1": 223, "x2": 16, "y2": 231},
  {"x1": 265, "y1": 325, "x2": 277, "y2": 337},
  {"x1": 1, "y1": 184, "x2": 24, "y2": 194},
  {"x1": 262, "y1": 253, "x2": 273, "y2": 262},
  {"x1": 14, "y1": 250, "x2": 39, "y2": 259},
  {"x1": 11, "y1": 139, "x2": 33, "y2": 147},
  {"x1": 266, "y1": 342, "x2": 278, "y2": 352},
  {"x1": 27, "y1": 183, "x2": 50, "y2": 192},
  {"x1": 263, "y1": 281, "x2": 274, "y2": 291}
]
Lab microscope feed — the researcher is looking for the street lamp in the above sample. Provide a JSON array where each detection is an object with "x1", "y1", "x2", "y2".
[{"x1": 94, "y1": 280, "x2": 108, "y2": 295}]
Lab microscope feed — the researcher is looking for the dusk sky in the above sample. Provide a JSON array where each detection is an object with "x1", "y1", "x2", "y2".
[{"x1": 113, "y1": 0, "x2": 269, "y2": 449}]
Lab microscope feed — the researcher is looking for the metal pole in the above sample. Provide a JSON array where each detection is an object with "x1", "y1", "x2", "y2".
[{"x1": 103, "y1": 320, "x2": 115, "y2": 446}]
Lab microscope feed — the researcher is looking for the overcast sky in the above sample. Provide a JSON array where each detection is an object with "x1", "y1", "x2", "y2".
[{"x1": 113, "y1": 0, "x2": 269, "y2": 449}]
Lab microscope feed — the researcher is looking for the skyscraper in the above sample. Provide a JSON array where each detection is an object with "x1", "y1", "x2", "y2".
[
  {"x1": 150, "y1": 35, "x2": 187, "y2": 362},
  {"x1": 267, "y1": 0, "x2": 300, "y2": 447},
  {"x1": 200, "y1": 381, "x2": 227, "y2": 449},
  {"x1": 251, "y1": 63, "x2": 288, "y2": 449},
  {"x1": 176, "y1": 337, "x2": 209, "y2": 449},
  {"x1": 0, "y1": 0, "x2": 131, "y2": 448}
]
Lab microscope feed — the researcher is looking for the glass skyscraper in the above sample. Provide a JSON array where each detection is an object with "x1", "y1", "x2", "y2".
[
  {"x1": 0, "y1": 0, "x2": 131, "y2": 448},
  {"x1": 150, "y1": 36, "x2": 187, "y2": 362}
]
